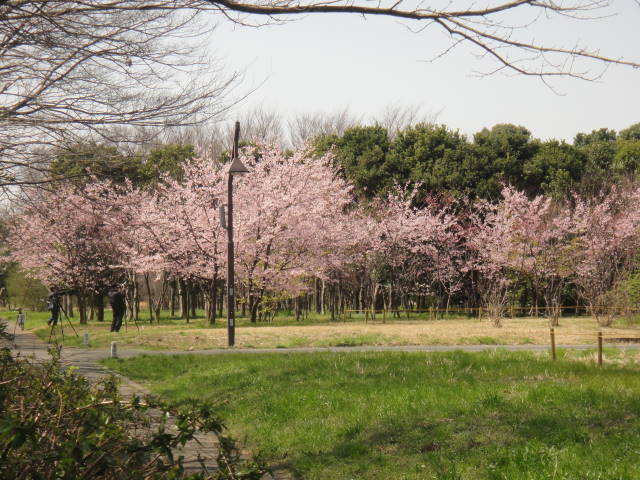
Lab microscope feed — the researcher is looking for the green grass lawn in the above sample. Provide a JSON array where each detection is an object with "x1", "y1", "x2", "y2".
[{"x1": 105, "y1": 350, "x2": 640, "y2": 479}]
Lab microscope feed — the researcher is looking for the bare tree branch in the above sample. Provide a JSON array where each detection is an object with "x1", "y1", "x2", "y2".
[
  {"x1": 0, "y1": 0, "x2": 241, "y2": 191},
  {"x1": 202, "y1": 0, "x2": 640, "y2": 78}
]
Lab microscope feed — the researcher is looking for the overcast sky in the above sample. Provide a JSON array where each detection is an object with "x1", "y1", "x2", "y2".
[{"x1": 211, "y1": 3, "x2": 640, "y2": 142}]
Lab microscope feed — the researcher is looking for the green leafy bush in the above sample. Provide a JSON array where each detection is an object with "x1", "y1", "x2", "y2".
[{"x1": 0, "y1": 326, "x2": 264, "y2": 479}]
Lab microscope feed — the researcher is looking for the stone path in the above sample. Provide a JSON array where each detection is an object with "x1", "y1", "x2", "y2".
[{"x1": 4, "y1": 320, "x2": 223, "y2": 478}]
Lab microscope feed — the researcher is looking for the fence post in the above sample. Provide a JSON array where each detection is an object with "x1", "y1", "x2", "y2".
[
  {"x1": 598, "y1": 331, "x2": 603, "y2": 366},
  {"x1": 550, "y1": 327, "x2": 556, "y2": 361},
  {"x1": 110, "y1": 341, "x2": 118, "y2": 359}
]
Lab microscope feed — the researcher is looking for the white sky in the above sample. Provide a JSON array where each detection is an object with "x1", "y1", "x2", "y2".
[{"x1": 211, "y1": 3, "x2": 640, "y2": 142}]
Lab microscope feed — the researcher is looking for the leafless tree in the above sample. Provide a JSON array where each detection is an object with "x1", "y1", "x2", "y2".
[
  {"x1": 373, "y1": 105, "x2": 442, "y2": 138},
  {"x1": 288, "y1": 108, "x2": 360, "y2": 146},
  {"x1": 163, "y1": 107, "x2": 283, "y2": 163},
  {"x1": 233, "y1": 106, "x2": 284, "y2": 144},
  {"x1": 0, "y1": 0, "x2": 240, "y2": 191}
]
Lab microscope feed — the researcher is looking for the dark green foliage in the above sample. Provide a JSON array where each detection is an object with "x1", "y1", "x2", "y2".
[
  {"x1": 473, "y1": 124, "x2": 536, "y2": 163},
  {"x1": 142, "y1": 144, "x2": 195, "y2": 184},
  {"x1": 388, "y1": 123, "x2": 469, "y2": 196},
  {"x1": 0, "y1": 341, "x2": 264, "y2": 479},
  {"x1": 573, "y1": 140, "x2": 617, "y2": 195},
  {"x1": 619, "y1": 123, "x2": 640, "y2": 142},
  {"x1": 315, "y1": 126, "x2": 392, "y2": 198},
  {"x1": 50, "y1": 142, "x2": 145, "y2": 184},
  {"x1": 49, "y1": 142, "x2": 194, "y2": 187},
  {"x1": 613, "y1": 140, "x2": 640, "y2": 176},
  {"x1": 523, "y1": 140, "x2": 585, "y2": 197},
  {"x1": 471, "y1": 124, "x2": 538, "y2": 197},
  {"x1": 312, "y1": 121, "x2": 640, "y2": 201},
  {"x1": 574, "y1": 128, "x2": 617, "y2": 146}
]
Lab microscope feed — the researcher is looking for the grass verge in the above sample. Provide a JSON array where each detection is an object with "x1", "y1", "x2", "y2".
[
  {"x1": 105, "y1": 350, "x2": 640, "y2": 479},
  {"x1": 5, "y1": 309, "x2": 640, "y2": 351}
]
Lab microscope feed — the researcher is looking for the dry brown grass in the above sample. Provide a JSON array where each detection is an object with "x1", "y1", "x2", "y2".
[{"x1": 36, "y1": 315, "x2": 640, "y2": 351}]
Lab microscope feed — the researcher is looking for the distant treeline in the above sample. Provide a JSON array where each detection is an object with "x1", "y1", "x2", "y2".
[{"x1": 48, "y1": 121, "x2": 640, "y2": 203}]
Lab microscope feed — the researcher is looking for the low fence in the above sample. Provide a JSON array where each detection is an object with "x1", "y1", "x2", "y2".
[{"x1": 548, "y1": 328, "x2": 640, "y2": 366}]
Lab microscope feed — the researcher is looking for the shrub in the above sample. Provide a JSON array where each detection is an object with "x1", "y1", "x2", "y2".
[{"x1": 0, "y1": 325, "x2": 264, "y2": 479}]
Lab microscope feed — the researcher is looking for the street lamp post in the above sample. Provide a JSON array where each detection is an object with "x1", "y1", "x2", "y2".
[{"x1": 226, "y1": 121, "x2": 249, "y2": 347}]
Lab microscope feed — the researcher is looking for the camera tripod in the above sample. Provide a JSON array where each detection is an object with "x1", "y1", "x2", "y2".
[
  {"x1": 47, "y1": 303, "x2": 78, "y2": 344},
  {"x1": 11, "y1": 310, "x2": 25, "y2": 345}
]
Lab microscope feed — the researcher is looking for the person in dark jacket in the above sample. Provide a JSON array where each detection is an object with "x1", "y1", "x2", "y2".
[
  {"x1": 108, "y1": 287, "x2": 126, "y2": 333},
  {"x1": 47, "y1": 293, "x2": 61, "y2": 326}
]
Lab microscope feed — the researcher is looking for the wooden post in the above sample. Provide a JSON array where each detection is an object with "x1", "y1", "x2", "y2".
[
  {"x1": 550, "y1": 327, "x2": 556, "y2": 361},
  {"x1": 598, "y1": 331, "x2": 603, "y2": 366}
]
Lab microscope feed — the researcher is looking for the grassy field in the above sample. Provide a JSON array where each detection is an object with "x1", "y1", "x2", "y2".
[
  {"x1": 105, "y1": 349, "x2": 640, "y2": 479},
  {"x1": 4, "y1": 308, "x2": 640, "y2": 350}
]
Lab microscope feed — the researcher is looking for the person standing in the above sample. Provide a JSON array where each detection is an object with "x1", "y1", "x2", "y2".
[
  {"x1": 47, "y1": 293, "x2": 61, "y2": 326},
  {"x1": 17, "y1": 308, "x2": 24, "y2": 330},
  {"x1": 108, "y1": 287, "x2": 126, "y2": 333}
]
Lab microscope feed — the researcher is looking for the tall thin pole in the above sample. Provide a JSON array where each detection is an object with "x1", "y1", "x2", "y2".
[{"x1": 227, "y1": 121, "x2": 240, "y2": 347}]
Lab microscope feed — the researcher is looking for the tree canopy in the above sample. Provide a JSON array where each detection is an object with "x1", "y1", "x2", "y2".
[{"x1": 315, "y1": 121, "x2": 640, "y2": 200}]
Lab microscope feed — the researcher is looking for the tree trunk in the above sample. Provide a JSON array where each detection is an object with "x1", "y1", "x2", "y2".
[
  {"x1": 144, "y1": 274, "x2": 154, "y2": 325},
  {"x1": 77, "y1": 293, "x2": 87, "y2": 325},
  {"x1": 250, "y1": 296, "x2": 260, "y2": 323},
  {"x1": 66, "y1": 295, "x2": 74, "y2": 317},
  {"x1": 208, "y1": 275, "x2": 217, "y2": 326},
  {"x1": 190, "y1": 283, "x2": 197, "y2": 318},
  {"x1": 314, "y1": 278, "x2": 321, "y2": 314},
  {"x1": 170, "y1": 280, "x2": 176, "y2": 317},
  {"x1": 179, "y1": 278, "x2": 189, "y2": 322},
  {"x1": 219, "y1": 282, "x2": 224, "y2": 318},
  {"x1": 154, "y1": 302, "x2": 162, "y2": 324},
  {"x1": 95, "y1": 293, "x2": 104, "y2": 322},
  {"x1": 371, "y1": 283, "x2": 379, "y2": 320}
]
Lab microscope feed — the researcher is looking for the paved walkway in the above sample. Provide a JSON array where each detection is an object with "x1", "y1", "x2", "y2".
[{"x1": 4, "y1": 321, "x2": 224, "y2": 478}]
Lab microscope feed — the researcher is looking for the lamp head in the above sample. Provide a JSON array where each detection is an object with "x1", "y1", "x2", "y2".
[{"x1": 229, "y1": 156, "x2": 249, "y2": 176}]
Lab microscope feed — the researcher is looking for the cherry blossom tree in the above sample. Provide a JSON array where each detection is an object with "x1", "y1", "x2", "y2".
[
  {"x1": 571, "y1": 186, "x2": 640, "y2": 326},
  {"x1": 466, "y1": 198, "x2": 514, "y2": 327},
  {"x1": 494, "y1": 187, "x2": 576, "y2": 326},
  {"x1": 120, "y1": 160, "x2": 228, "y2": 324},
  {"x1": 344, "y1": 187, "x2": 464, "y2": 318},
  {"x1": 7, "y1": 182, "x2": 127, "y2": 324},
  {"x1": 108, "y1": 144, "x2": 355, "y2": 323},
  {"x1": 232, "y1": 145, "x2": 354, "y2": 322},
  {"x1": 11, "y1": 139, "x2": 640, "y2": 330}
]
